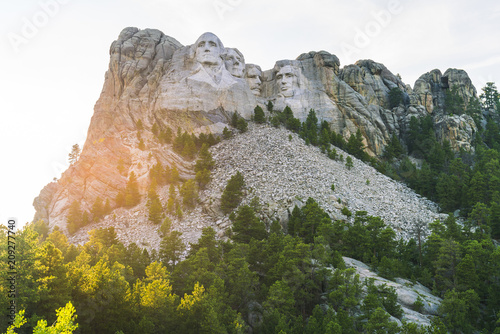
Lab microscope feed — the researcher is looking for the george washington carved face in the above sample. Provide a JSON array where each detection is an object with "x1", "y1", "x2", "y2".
[{"x1": 194, "y1": 32, "x2": 224, "y2": 66}]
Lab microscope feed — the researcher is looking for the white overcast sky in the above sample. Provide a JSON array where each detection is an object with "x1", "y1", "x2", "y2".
[{"x1": 1, "y1": 0, "x2": 499, "y2": 227}]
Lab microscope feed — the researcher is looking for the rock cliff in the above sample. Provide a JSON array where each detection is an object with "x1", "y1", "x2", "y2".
[{"x1": 33, "y1": 27, "x2": 476, "y2": 237}]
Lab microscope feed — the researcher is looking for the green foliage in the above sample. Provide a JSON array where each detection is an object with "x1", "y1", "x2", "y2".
[
  {"x1": 125, "y1": 171, "x2": 141, "y2": 207},
  {"x1": 173, "y1": 128, "x2": 212, "y2": 160},
  {"x1": 480, "y1": 82, "x2": 500, "y2": 110},
  {"x1": 5, "y1": 302, "x2": 78, "y2": 334},
  {"x1": 231, "y1": 205, "x2": 267, "y2": 244},
  {"x1": 341, "y1": 206, "x2": 352, "y2": 217},
  {"x1": 231, "y1": 111, "x2": 239, "y2": 127},
  {"x1": 388, "y1": 87, "x2": 404, "y2": 109},
  {"x1": 12, "y1": 120, "x2": 500, "y2": 334},
  {"x1": 237, "y1": 118, "x2": 248, "y2": 132},
  {"x1": 231, "y1": 111, "x2": 248, "y2": 132},
  {"x1": 346, "y1": 129, "x2": 368, "y2": 160},
  {"x1": 32, "y1": 219, "x2": 49, "y2": 240},
  {"x1": 439, "y1": 289, "x2": 480, "y2": 333},
  {"x1": 254, "y1": 105, "x2": 266, "y2": 123},
  {"x1": 266, "y1": 100, "x2": 273, "y2": 112},
  {"x1": 147, "y1": 185, "x2": 163, "y2": 225},
  {"x1": 287, "y1": 197, "x2": 329, "y2": 243},
  {"x1": 345, "y1": 156, "x2": 354, "y2": 169},
  {"x1": 384, "y1": 134, "x2": 405, "y2": 161},
  {"x1": 91, "y1": 196, "x2": 105, "y2": 222},
  {"x1": 159, "y1": 231, "x2": 186, "y2": 270},
  {"x1": 222, "y1": 126, "x2": 232, "y2": 139},
  {"x1": 194, "y1": 143, "x2": 215, "y2": 172},
  {"x1": 364, "y1": 307, "x2": 400, "y2": 334},
  {"x1": 300, "y1": 109, "x2": 319, "y2": 146},
  {"x1": 412, "y1": 296, "x2": 425, "y2": 313},
  {"x1": 195, "y1": 169, "x2": 211, "y2": 189},
  {"x1": 180, "y1": 179, "x2": 198, "y2": 209},
  {"x1": 220, "y1": 171, "x2": 245, "y2": 214},
  {"x1": 444, "y1": 85, "x2": 465, "y2": 115},
  {"x1": 66, "y1": 200, "x2": 90, "y2": 235}
]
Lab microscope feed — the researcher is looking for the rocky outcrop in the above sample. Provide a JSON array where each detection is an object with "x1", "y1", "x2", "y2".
[
  {"x1": 343, "y1": 257, "x2": 442, "y2": 327},
  {"x1": 339, "y1": 59, "x2": 406, "y2": 108},
  {"x1": 435, "y1": 114, "x2": 477, "y2": 151},
  {"x1": 443, "y1": 68, "x2": 478, "y2": 107},
  {"x1": 408, "y1": 68, "x2": 479, "y2": 151},
  {"x1": 33, "y1": 27, "x2": 478, "y2": 234}
]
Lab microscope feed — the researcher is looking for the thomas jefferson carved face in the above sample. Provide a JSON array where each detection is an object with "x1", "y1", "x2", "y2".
[
  {"x1": 194, "y1": 32, "x2": 224, "y2": 66},
  {"x1": 246, "y1": 64, "x2": 262, "y2": 96},
  {"x1": 224, "y1": 48, "x2": 245, "y2": 78},
  {"x1": 276, "y1": 65, "x2": 299, "y2": 97}
]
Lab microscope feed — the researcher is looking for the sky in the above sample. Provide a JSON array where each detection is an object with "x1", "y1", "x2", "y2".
[{"x1": 1, "y1": 0, "x2": 499, "y2": 228}]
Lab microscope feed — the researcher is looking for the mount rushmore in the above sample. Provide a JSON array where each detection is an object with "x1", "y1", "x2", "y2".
[{"x1": 33, "y1": 28, "x2": 478, "y2": 230}]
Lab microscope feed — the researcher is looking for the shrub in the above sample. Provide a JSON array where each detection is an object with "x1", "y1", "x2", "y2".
[{"x1": 342, "y1": 206, "x2": 352, "y2": 217}]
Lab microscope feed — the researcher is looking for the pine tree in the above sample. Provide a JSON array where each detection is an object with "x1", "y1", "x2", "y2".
[
  {"x1": 160, "y1": 217, "x2": 172, "y2": 236},
  {"x1": 182, "y1": 137, "x2": 196, "y2": 160},
  {"x1": 180, "y1": 179, "x2": 198, "y2": 209},
  {"x1": 445, "y1": 85, "x2": 465, "y2": 115},
  {"x1": 136, "y1": 119, "x2": 144, "y2": 130},
  {"x1": 222, "y1": 126, "x2": 232, "y2": 139},
  {"x1": 125, "y1": 171, "x2": 141, "y2": 207},
  {"x1": 159, "y1": 230, "x2": 185, "y2": 270},
  {"x1": 236, "y1": 117, "x2": 248, "y2": 133},
  {"x1": 66, "y1": 200, "x2": 83, "y2": 235},
  {"x1": 480, "y1": 82, "x2": 500, "y2": 110},
  {"x1": 194, "y1": 143, "x2": 215, "y2": 172},
  {"x1": 254, "y1": 105, "x2": 266, "y2": 124},
  {"x1": 388, "y1": 87, "x2": 404, "y2": 108},
  {"x1": 151, "y1": 122, "x2": 159, "y2": 136},
  {"x1": 68, "y1": 144, "x2": 81, "y2": 165},
  {"x1": 345, "y1": 156, "x2": 354, "y2": 170},
  {"x1": 231, "y1": 205, "x2": 267, "y2": 243},
  {"x1": 195, "y1": 169, "x2": 211, "y2": 189},
  {"x1": 266, "y1": 101, "x2": 273, "y2": 112},
  {"x1": 171, "y1": 165, "x2": 180, "y2": 184},
  {"x1": 91, "y1": 197, "x2": 104, "y2": 222},
  {"x1": 346, "y1": 129, "x2": 365, "y2": 160},
  {"x1": 221, "y1": 171, "x2": 245, "y2": 214},
  {"x1": 231, "y1": 111, "x2": 240, "y2": 127},
  {"x1": 147, "y1": 182, "x2": 163, "y2": 225}
]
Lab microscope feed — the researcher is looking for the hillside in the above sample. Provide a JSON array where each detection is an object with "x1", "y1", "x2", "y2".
[{"x1": 65, "y1": 123, "x2": 446, "y2": 250}]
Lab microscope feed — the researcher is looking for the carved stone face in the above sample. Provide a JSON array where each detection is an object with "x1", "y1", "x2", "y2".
[
  {"x1": 276, "y1": 65, "x2": 298, "y2": 97},
  {"x1": 194, "y1": 32, "x2": 224, "y2": 66},
  {"x1": 224, "y1": 48, "x2": 245, "y2": 78},
  {"x1": 246, "y1": 65, "x2": 262, "y2": 96}
]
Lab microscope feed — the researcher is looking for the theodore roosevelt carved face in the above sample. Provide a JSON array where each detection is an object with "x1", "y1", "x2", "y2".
[
  {"x1": 245, "y1": 64, "x2": 262, "y2": 96},
  {"x1": 276, "y1": 65, "x2": 299, "y2": 98}
]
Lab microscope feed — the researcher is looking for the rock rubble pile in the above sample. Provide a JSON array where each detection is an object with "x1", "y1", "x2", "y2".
[{"x1": 69, "y1": 123, "x2": 447, "y2": 249}]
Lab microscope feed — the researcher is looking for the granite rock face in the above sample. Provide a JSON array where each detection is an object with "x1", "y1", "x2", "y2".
[
  {"x1": 343, "y1": 257, "x2": 442, "y2": 327},
  {"x1": 34, "y1": 27, "x2": 477, "y2": 234}
]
